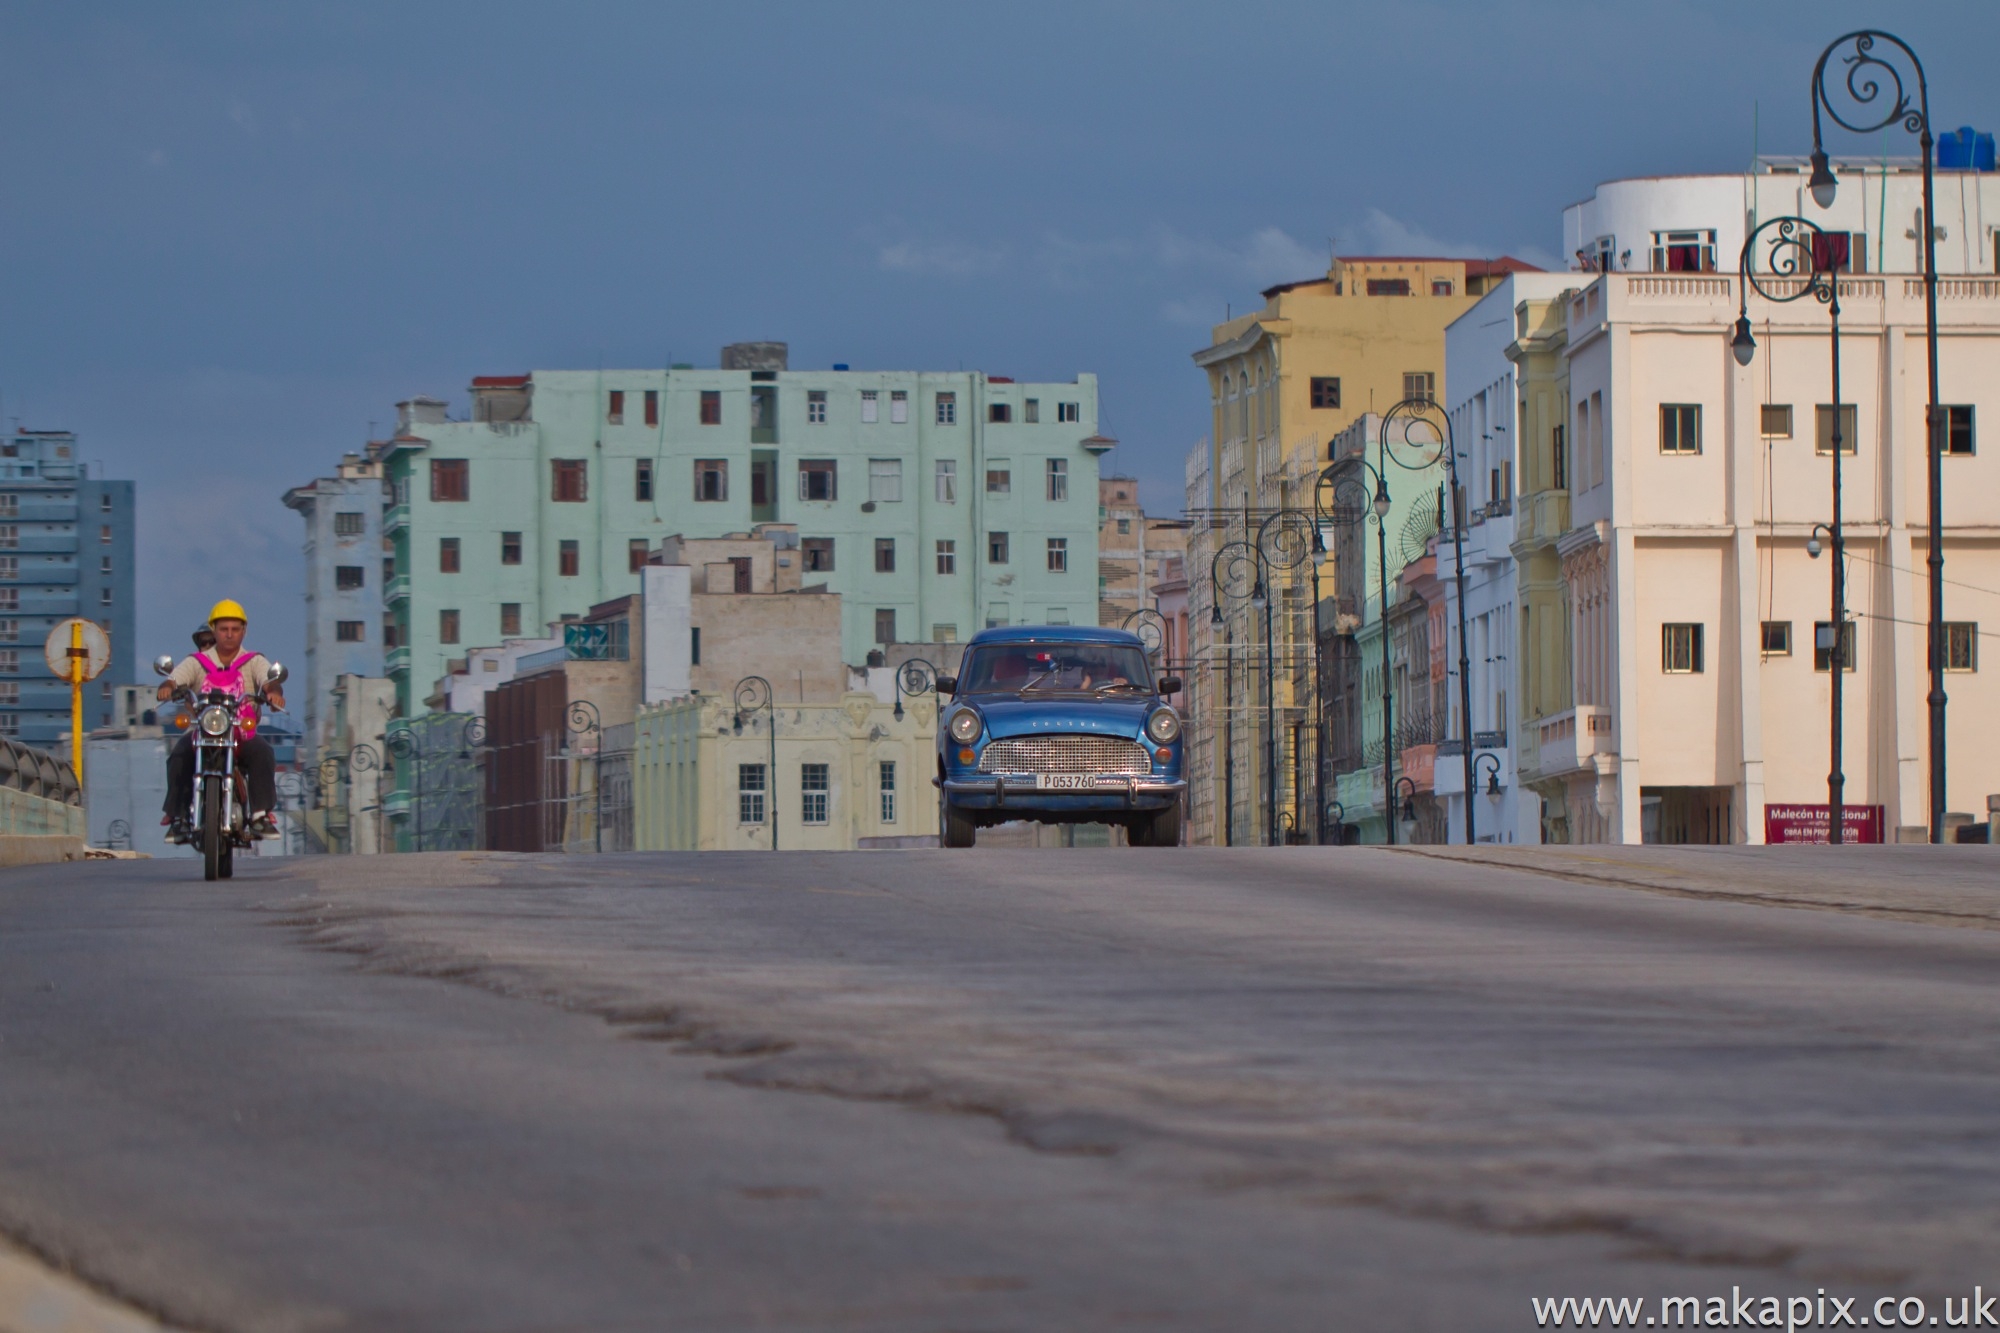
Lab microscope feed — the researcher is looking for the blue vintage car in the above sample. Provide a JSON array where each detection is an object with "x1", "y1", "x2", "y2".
[{"x1": 934, "y1": 626, "x2": 1184, "y2": 847}]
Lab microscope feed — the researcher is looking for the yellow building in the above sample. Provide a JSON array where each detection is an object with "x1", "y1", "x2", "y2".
[{"x1": 1184, "y1": 254, "x2": 1537, "y2": 845}]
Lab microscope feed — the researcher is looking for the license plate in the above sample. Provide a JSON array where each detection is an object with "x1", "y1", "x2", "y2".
[{"x1": 1037, "y1": 773, "x2": 1105, "y2": 790}]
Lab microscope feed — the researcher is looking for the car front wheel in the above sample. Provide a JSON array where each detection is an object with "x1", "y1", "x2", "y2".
[{"x1": 940, "y1": 798, "x2": 977, "y2": 848}]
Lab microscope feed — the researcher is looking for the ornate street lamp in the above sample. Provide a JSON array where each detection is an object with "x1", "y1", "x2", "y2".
[
  {"x1": 1736, "y1": 216, "x2": 1849, "y2": 843},
  {"x1": 1211, "y1": 534, "x2": 1276, "y2": 846},
  {"x1": 1809, "y1": 29, "x2": 1946, "y2": 841},
  {"x1": 1381, "y1": 397, "x2": 1477, "y2": 846},
  {"x1": 891, "y1": 658, "x2": 937, "y2": 723},
  {"x1": 383, "y1": 726, "x2": 425, "y2": 853},
  {"x1": 1474, "y1": 752, "x2": 1503, "y2": 799},
  {"x1": 1207, "y1": 595, "x2": 1235, "y2": 847},
  {"x1": 1315, "y1": 459, "x2": 1397, "y2": 843},
  {"x1": 733, "y1": 675, "x2": 777, "y2": 850},
  {"x1": 1257, "y1": 508, "x2": 1325, "y2": 843}
]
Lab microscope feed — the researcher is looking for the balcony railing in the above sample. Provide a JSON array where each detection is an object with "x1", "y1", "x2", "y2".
[
  {"x1": 385, "y1": 645, "x2": 410, "y2": 676},
  {"x1": 1536, "y1": 705, "x2": 1612, "y2": 776},
  {"x1": 383, "y1": 503, "x2": 409, "y2": 537},
  {"x1": 384, "y1": 574, "x2": 409, "y2": 607}
]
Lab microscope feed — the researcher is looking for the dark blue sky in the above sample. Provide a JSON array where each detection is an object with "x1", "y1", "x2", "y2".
[{"x1": 0, "y1": 2, "x2": 1991, "y2": 671}]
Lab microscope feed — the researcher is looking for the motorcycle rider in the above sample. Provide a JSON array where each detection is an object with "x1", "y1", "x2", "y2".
[{"x1": 158, "y1": 600, "x2": 284, "y2": 841}]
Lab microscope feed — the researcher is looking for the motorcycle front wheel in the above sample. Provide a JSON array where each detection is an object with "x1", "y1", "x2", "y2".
[{"x1": 201, "y1": 777, "x2": 223, "y2": 881}]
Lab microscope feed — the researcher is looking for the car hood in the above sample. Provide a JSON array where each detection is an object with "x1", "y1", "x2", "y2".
[{"x1": 956, "y1": 694, "x2": 1156, "y2": 740}]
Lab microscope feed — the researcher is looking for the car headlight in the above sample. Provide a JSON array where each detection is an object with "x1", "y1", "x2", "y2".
[
  {"x1": 199, "y1": 705, "x2": 233, "y2": 738},
  {"x1": 1145, "y1": 708, "x2": 1181, "y2": 744},
  {"x1": 948, "y1": 708, "x2": 983, "y2": 744}
]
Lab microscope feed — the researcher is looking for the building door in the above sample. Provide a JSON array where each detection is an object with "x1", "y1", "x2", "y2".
[
  {"x1": 750, "y1": 450, "x2": 778, "y2": 523},
  {"x1": 731, "y1": 557, "x2": 753, "y2": 593}
]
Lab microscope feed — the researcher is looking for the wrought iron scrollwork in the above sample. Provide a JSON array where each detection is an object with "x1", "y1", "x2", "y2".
[
  {"x1": 1813, "y1": 31, "x2": 1927, "y2": 140},
  {"x1": 1121, "y1": 608, "x2": 1167, "y2": 658},
  {"x1": 1743, "y1": 216, "x2": 1837, "y2": 307}
]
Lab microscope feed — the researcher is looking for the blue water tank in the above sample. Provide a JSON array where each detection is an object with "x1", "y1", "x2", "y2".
[
  {"x1": 833, "y1": 363, "x2": 850, "y2": 371},
  {"x1": 1938, "y1": 126, "x2": 1997, "y2": 171}
]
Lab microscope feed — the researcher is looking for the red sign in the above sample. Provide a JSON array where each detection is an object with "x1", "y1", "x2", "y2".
[{"x1": 1763, "y1": 803, "x2": 1884, "y2": 844}]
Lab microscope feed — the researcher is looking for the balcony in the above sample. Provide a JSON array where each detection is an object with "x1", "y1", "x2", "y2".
[
  {"x1": 1537, "y1": 705, "x2": 1613, "y2": 777},
  {"x1": 382, "y1": 504, "x2": 409, "y2": 537},
  {"x1": 385, "y1": 646, "x2": 410, "y2": 677},
  {"x1": 1516, "y1": 491, "x2": 1570, "y2": 548},
  {"x1": 383, "y1": 574, "x2": 409, "y2": 607}
]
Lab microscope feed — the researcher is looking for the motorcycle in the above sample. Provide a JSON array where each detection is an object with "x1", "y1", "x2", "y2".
[{"x1": 153, "y1": 654, "x2": 288, "y2": 881}]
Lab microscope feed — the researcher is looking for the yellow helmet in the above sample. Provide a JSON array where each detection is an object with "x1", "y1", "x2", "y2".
[{"x1": 208, "y1": 598, "x2": 248, "y2": 626}]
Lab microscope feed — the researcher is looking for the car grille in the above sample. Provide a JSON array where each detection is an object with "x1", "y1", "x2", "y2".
[{"x1": 979, "y1": 734, "x2": 1151, "y2": 775}]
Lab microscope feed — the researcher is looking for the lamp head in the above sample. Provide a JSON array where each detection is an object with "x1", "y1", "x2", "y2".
[
  {"x1": 1210, "y1": 602, "x2": 1225, "y2": 626},
  {"x1": 1807, "y1": 148, "x2": 1837, "y2": 210},
  {"x1": 1249, "y1": 580, "x2": 1268, "y2": 611},
  {"x1": 732, "y1": 711, "x2": 744, "y2": 734},
  {"x1": 1731, "y1": 315, "x2": 1756, "y2": 367},
  {"x1": 892, "y1": 698, "x2": 904, "y2": 722},
  {"x1": 1807, "y1": 534, "x2": 1823, "y2": 559},
  {"x1": 1372, "y1": 480, "x2": 1391, "y2": 519},
  {"x1": 1486, "y1": 771, "x2": 1501, "y2": 796},
  {"x1": 1401, "y1": 796, "x2": 1416, "y2": 822}
]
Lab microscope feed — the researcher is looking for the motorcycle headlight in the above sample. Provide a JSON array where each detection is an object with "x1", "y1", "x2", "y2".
[
  {"x1": 199, "y1": 705, "x2": 233, "y2": 738},
  {"x1": 1145, "y1": 708, "x2": 1181, "y2": 744},
  {"x1": 948, "y1": 708, "x2": 983, "y2": 744}
]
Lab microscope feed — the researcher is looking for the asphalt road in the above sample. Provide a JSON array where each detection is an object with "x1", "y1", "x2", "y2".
[{"x1": 2, "y1": 845, "x2": 1998, "y2": 1332}]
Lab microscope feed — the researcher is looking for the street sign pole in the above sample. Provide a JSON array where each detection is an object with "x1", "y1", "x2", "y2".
[{"x1": 69, "y1": 620, "x2": 84, "y2": 781}]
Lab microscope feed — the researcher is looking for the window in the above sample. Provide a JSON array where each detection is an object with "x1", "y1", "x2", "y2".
[
  {"x1": 559, "y1": 540, "x2": 580, "y2": 577},
  {"x1": 1116, "y1": 518, "x2": 1131, "y2": 534},
  {"x1": 0, "y1": 650, "x2": 16, "y2": 674},
  {"x1": 1431, "y1": 278, "x2": 1454, "y2": 296},
  {"x1": 802, "y1": 538, "x2": 834, "y2": 573},
  {"x1": 1815, "y1": 404, "x2": 1858, "y2": 456},
  {"x1": 0, "y1": 621, "x2": 16, "y2": 642},
  {"x1": 336, "y1": 621, "x2": 365, "y2": 643},
  {"x1": 635, "y1": 458, "x2": 654, "y2": 502},
  {"x1": 1761, "y1": 404, "x2": 1794, "y2": 438},
  {"x1": 874, "y1": 608, "x2": 896, "y2": 644},
  {"x1": 1402, "y1": 372, "x2": 1435, "y2": 404},
  {"x1": 99, "y1": 588, "x2": 113, "y2": 606},
  {"x1": 645, "y1": 389, "x2": 659, "y2": 426},
  {"x1": 99, "y1": 493, "x2": 113, "y2": 512},
  {"x1": 100, "y1": 555, "x2": 113, "y2": 575},
  {"x1": 628, "y1": 539, "x2": 649, "y2": 573},
  {"x1": 607, "y1": 390, "x2": 625, "y2": 424},
  {"x1": 1046, "y1": 537, "x2": 1068, "y2": 572},
  {"x1": 1760, "y1": 621, "x2": 1793, "y2": 656},
  {"x1": 1057, "y1": 402, "x2": 1080, "y2": 424},
  {"x1": 384, "y1": 557, "x2": 394, "y2": 584},
  {"x1": 868, "y1": 459, "x2": 903, "y2": 503},
  {"x1": 936, "y1": 392, "x2": 957, "y2": 425},
  {"x1": 0, "y1": 527, "x2": 14, "y2": 550},
  {"x1": 1024, "y1": 399, "x2": 1040, "y2": 423},
  {"x1": 1943, "y1": 622, "x2": 1978, "y2": 673},
  {"x1": 801, "y1": 763, "x2": 830, "y2": 824},
  {"x1": 700, "y1": 390, "x2": 722, "y2": 425},
  {"x1": 336, "y1": 565, "x2": 366, "y2": 591},
  {"x1": 694, "y1": 459, "x2": 728, "y2": 502},
  {"x1": 0, "y1": 590, "x2": 15, "y2": 611},
  {"x1": 874, "y1": 538, "x2": 896, "y2": 573},
  {"x1": 1368, "y1": 278, "x2": 1411, "y2": 296},
  {"x1": 0, "y1": 684, "x2": 16, "y2": 706},
  {"x1": 986, "y1": 467, "x2": 1011, "y2": 494},
  {"x1": 1661, "y1": 623, "x2": 1704, "y2": 674},
  {"x1": 933, "y1": 623, "x2": 958, "y2": 642},
  {"x1": 99, "y1": 524, "x2": 113, "y2": 544},
  {"x1": 936, "y1": 539, "x2": 956, "y2": 574},
  {"x1": 0, "y1": 556, "x2": 16, "y2": 578},
  {"x1": 1660, "y1": 404, "x2": 1701, "y2": 455},
  {"x1": 440, "y1": 609, "x2": 461, "y2": 645},
  {"x1": 1046, "y1": 458, "x2": 1068, "y2": 501},
  {"x1": 989, "y1": 402, "x2": 1012, "y2": 423},
  {"x1": 988, "y1": 531, "x2": 1010, "y2": 564},
  {"x1": 430, "y1": 459, "x2": 469, "y2": 502},
  {"x1": 501, "y1": 531, "x2": 522, "y2": 565},
  {"x1": 333, "y1": 512, "x2": 365, "y2": 537},
  {"x1": 551, "y1": 459, "x2": 587, "y2": 502},
  {"x1": 798, "y1": 460, "x2": 837, "y2": 502},
  {"x1": 0, "y1": 496, "x2": 15, "y2": 518},
  {"x1": 439, "y1": 538, "x2": 460, "y2": 573},
  {"x1": 500, "y1": 603, "x2": 521, "y2": 637},
  {"x1": 1945, "y1": 405, "x2": 1975, "y2": 455},
  {"x1": 935, "y1": 459, "x2": 957, "y2": 503},
  {"x1": 738, "y1": 764, "x2": 767, "y2": 824},
  {"x1": 1814, "y1": 620, "x2": 1856, "y2": 672},
  {"x1": 690, "y1": 626, "x2": 700, "y2": 664},
  {"x1": 861, "y1": 390, "x2": 879, "y2": 423},
  {"x1": 807, "y1": 390, "x2": 827, "y2": 424},
  {"x1": 1310, "y1": 377, "x2": 1341, "y2": 410},
  {"x1": 1046, "y1": 607, "x2": 1070, "y2": 625},
  {"x1": 382, "y1": 617, "x2": 398, "y2": 648},
  {"x1": 890, "y1": 390, "x2": 908, "y2": 424},
  {"x1": 879, "y1": 761, "x2": 896, "y2": 823},
  {"x1": 985, "y1": 605, "x2": 1010, "y2": 629},
  {"x1": 1649, "y1": 229, "x2": 1717, "y2": 273},
  {"x1": 1810, "y1": 231, "x2": 1866, "y2": 274}
]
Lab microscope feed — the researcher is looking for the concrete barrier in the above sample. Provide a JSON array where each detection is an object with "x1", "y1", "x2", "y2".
[{"x1": 0, "y1": 835, "x2": 87, "y2": 867}]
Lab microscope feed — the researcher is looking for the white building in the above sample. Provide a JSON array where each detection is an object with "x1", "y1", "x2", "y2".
[
  {"x1": 283, "y1": 452, "x2": 389, "y2": 768},
  {"x1": 1440, "y1": 272, "x2": 1582, "y2": 843}
]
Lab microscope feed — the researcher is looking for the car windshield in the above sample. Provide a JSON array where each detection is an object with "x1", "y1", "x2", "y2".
[{"x1": 957, "y1": 643, "x2": 1154, "y2": 696}]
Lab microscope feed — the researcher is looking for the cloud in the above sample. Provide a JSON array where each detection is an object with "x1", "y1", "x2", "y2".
[{"x1": 876, "y1": 239, "x2": 1007, "y2": 277}]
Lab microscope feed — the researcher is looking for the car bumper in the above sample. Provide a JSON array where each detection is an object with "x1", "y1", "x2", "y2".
[{"x1": 938, "y1": 775, "x2": 1186, "y2": 812}]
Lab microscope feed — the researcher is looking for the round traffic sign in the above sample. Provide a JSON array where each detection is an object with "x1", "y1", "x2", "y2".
[{"x1": 44, "y1": 618, "x2": 111, "y2": 682}]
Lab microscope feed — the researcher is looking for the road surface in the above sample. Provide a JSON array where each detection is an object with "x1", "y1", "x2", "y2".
[{"x1": 1, "y1": 844, "x2": 1997, "y2": 1331}]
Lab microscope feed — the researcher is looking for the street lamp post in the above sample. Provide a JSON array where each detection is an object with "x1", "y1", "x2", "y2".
[
  {"x1": 1381, "y1": 397, "x2": 1477, "y2": 846},
  {"x1": 1393, "y1": 776, "x2": 1419, "y2": 832},
  {"x1": 733, "y1": 675, "x2": 777, "y2": 850},
  {"x1": 1315, "y1": 459, "x2": 1395, "y2": 843},
  {"x1": 1258, "y1": 509, "x2": 1325, "y2": 844},
  {"x1": 891, "y1": 658, "x2": 938, "y2": 722},
  {"x1": 1211, "y1": 536, "x2": 1275, "y2": 845},
  {"x1": 564, "y1": 700, "x2": 603, "y2": 854},
  {"x1": 384, "y1": 726, "x2": 423, "y2": 853},
  {"x1": 1734, "y1": 215, "x2": 1848, "y2": 842},
  {"x1": 1808, "y1": 29, "x2": 1945, "y2": 840},
  {"x1": 1474, "y1": 752, "x2": 1503, "y2": 800},
  {"x1": 1211, "y1": 605, "x2": 1235, "y2": 847}
]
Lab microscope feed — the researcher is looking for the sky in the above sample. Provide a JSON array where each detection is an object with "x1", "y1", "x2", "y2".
[{"x1": 0, "y1": 1, "x2": 1993, "y2": 676}]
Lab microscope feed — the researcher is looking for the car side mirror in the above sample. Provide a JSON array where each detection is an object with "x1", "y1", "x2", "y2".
[
  {"x1": 152, "y1": 654, "x2": 175, "y2": 677},
  {"x1": 935, "y1": 674, "x2": 957, "y2": 698},
  {"x1": 265, "y1": 662, "x2": 288, "y2": 687},
  {"x1": 1158, "y1": 676, "x2": 1182, "y2": 695}
]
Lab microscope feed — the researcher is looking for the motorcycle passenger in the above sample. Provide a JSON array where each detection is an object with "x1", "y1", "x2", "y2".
[{"x1": 158, "y1": 600, "x2": 284, "y2": 842}]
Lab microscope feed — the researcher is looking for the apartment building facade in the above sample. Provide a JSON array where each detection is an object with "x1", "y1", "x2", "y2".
[
  {"x1": 0, "y1": 430, "x2": 136, "y2": 748},
  {"x1": 283, "y1": 451, "x2": 388, "y2": 765},
  {"x1": 376, "y1": 346, "x2": 1107, "y2": 715}
]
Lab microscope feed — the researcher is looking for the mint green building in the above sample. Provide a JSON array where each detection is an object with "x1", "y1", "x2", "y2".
[{"x1": 379, "y1": 347, "x2": 1108, "y2": 715}]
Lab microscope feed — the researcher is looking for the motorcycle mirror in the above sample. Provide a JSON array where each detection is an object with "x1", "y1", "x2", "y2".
[
  {"x1": 265, "y1": 662, "x2": 289, "y2": 686},
  {"x1": 152, "y1": 654, "x2": 175, "y2": 677},
  {"x1": 934, "y1": 674, "x2": 957, "y2": 698}
]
